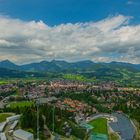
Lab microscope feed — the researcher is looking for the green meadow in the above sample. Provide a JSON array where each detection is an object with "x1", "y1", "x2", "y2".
[
  {"x1": 7, "y1": 101, "x2": 34, "y2": 108},
  {"x1": 0, "y1": 113, "x2": 12, "y2": 122},
  {"x1": 88, "y1": 118, "x2": 108, "y2": 135}
]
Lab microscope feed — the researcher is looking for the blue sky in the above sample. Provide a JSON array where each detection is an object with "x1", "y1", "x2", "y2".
[
  {"x1": 0, "y1": 0, "x2": 140, "y2": 64},
  {"x1": 0, "y1": 0, "x2": 140, "y2": 25}
]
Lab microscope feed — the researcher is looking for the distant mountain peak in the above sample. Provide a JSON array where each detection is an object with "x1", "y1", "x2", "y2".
[
  {"x1": 0, "y1": 59, "x2": 19, "y2": 69},
  {"x1": 1, "y1": 59, "x2": 13, "y2": 63}
]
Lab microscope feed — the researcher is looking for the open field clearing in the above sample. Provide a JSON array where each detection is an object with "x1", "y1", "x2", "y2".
[
  {"x1": 7, "y1": 101, "x2": 34, "y2": 108},
  {"x1": 88, "y1": 118, "x2": 108, "y2": 135},
  {"x1": 0, "y1": 113, "x2": 12, "y2": 122}
]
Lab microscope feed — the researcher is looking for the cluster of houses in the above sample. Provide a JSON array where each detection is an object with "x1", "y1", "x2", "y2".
[
  {"x1": 38, "y1": 96, "x2": 91, "y2": 114},
  {"x1": 49, "y1": 80, "x2": 118, "y2": 90},
  {"x1": 20, "y1": 84, "x2": 47, "y2": 99},
  {"x1": 62, "y1": 99, "x2": 90, "y2": 112},
  {"x1": 1, "y1": 80, "x2": 140, "y2": 102},
  {"x1": 50, "y1": 79, "x2": 87, "y2": 86},
  {"x1": 0, "y1": 84, "x2": 17, "y2": 94},
  {"x1": 55, "y1": 98, "x2": 96, "y2": 121}
]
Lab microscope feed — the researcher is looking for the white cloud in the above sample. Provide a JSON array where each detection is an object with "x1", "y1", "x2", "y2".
[
  {"x1": 0, "y1": 14, "x2": 140, "y2": 64},
  {"x1": 127, "y1": 1, "x2": 138, "y2": 5}
]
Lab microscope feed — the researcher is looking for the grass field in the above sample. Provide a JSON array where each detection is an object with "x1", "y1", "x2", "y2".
[
  {"x1": 109, "y1": 133, "x2": 119, "y2": 140},
  {"x1": 0, "y1": 113, "x2": 12, "y2": 122},
  {"x1": 0, "y1": 81, "x2": 8, "y2": 85},
  {"x1": 88, "y1": 118, "x2": 108, "y2": 135},
  {"x1": 8, "y1": 101, "x2": 34, "y2": 108},
  {"x1": 63, "y1": 74, "x2": 87, "y2": 82}
]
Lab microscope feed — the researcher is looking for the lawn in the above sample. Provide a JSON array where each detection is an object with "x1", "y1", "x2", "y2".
[
  {"x1": 109, "y1": 133, "x2": 119, "y2": 140},
  {"x1": 63, "y1": 74, "x2": 87, "y2": 82},
  {"x1": 0, "y1": 113, "x2": 12, "y2": 123},
  {"x1": 0, "y1": 81, "x2": 8, "y2": 85},
  {"x1": 8, "y1": 101, "x2": 34, "y2": 108},
  {"x1": 88, "y1": 118, "x2": 108, "y2": 135}
]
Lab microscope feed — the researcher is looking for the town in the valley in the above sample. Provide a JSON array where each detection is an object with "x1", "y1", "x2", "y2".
[{"x1": 0, "y1": 79, "x2": 139, "y2": 140}]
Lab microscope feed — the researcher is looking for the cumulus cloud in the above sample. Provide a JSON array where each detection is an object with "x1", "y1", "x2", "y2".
[{"x1": 0, "y1": 14, "x2": 140, "y2": 64}]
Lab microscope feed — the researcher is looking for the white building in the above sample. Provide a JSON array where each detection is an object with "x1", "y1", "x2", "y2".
[
  {"x1": 0, "y1": 122, "x2": 6, "y2": 132},
  {"x1": 10, "y1": 120, "x2": 18, "y2": 130},
  {"x1": 6, "y1": 115, "x2": 20, "y2": 123},
  {"x1": 13, "y1": 129, "x2": 34, "y2": 140},
  {"x1": 0, "y1": 132, "x2": 7, "y2": 140}
]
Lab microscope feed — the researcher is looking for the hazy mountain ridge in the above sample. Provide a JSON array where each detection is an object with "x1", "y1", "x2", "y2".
[
  {"x1": 0, "y1": 60, "x2": 140, "y2": 72},
  {"x1": 0, "y1": 67, "x2": 46, "y2": 78},
  {"x1": 0, "y1": 60, "x2": 140, "y2": 82}
]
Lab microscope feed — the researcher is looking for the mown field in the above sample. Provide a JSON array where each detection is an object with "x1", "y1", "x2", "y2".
[
  {"x1": 63, "y1": 74, "x2": 88, "y2": 81},
  {"x1": 7, "y1": 101, "x2": 34, "y2": 108},
  {"x1": 0, "y1": 80, "x2": 8, "y2": 85},
  {"x1": 88, "y1": 118, "x2": 108, "y2": 135}
]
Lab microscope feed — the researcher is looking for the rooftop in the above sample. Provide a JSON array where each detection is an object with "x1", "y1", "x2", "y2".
[{"x1": 13, "y1": 129, "x2": 34, "y2": 139}]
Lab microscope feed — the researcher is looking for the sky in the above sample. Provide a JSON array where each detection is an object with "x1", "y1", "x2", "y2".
[{"x1": 0, "y1": 0, "x2": 140, "y2": 64}]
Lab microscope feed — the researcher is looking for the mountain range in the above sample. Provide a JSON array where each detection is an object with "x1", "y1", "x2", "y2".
[
  {"x1": 0, "y1": 59, "x2": 140, "y2": 86},
  {"x1": 0, "y1": 59, "x2": 140, "y2": 72}
]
